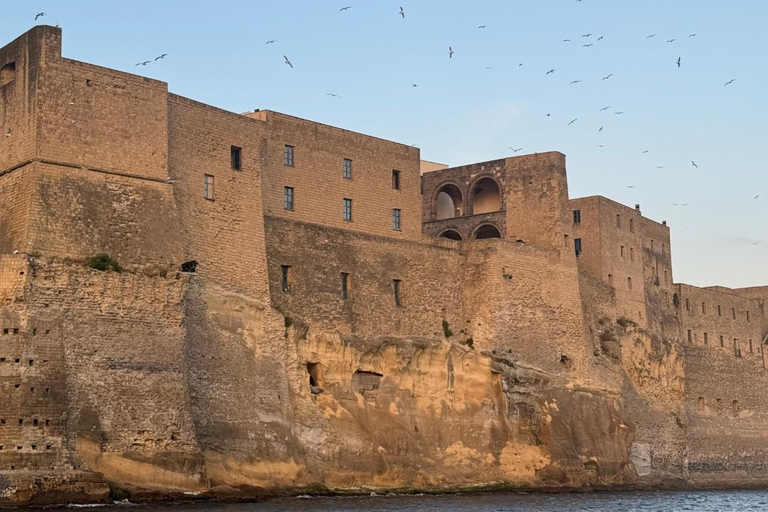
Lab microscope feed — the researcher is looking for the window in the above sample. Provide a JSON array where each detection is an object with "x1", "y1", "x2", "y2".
[
  {"x1": 720, "y1": 335, "x2": 724, "y2": 347},
  {"x1": 341, "y1": 273, "x2": 350, "y2": 300},
  {"x1": 284, "y1": 145, "x2": 294, "y2": 166},
  {"x1": 650, "y1": 239, "x2": 654, "y2": 251},
  {"x1": 702, "y1": 302, "x2": 706, "y2": 314},
  {"x1": 747, "y1": 311, "x2": 750, "y2": 323},
  {"x1": 280, "y1": 265, "x2": 292, "y2": 293},
  {"x1": 718, "y1": 305, "x2": 722, "y2": 316},
  {"x1": 203, "y1": 174, "x2": 214, "y2": 200},
  {"x1": 685, "y1": 298, "x2": 690, "y2": 312},
  {"x1": 627, "y1": 277, "x2": 632, "y2": 290},
  {"x1": 573, "y1": 210, "x2": 581, "y2": 224},
  {"x1": 393, "y1": 279, "x2": 402, "y2": 306},
  {"x1": 574, "y1": 238, "x2": 582, "y2": 257},
  {"x1": 392, "y1": 170, "x2": 401, "y2": 190},
  {"x1": 704, "y1": 332, "x2": 708, "y2": 345},
  {"x1": 662, "y1": 243, "x2": 666, "y2": 257},
  {"x1": 564, "y1": 234, "x2": 569, "y2": 247},
  {"x1": 0, "y1": 62, "x2": 15, "y2": 87},
  {"x1": 392, "y1": 208, "x2": 401, "y2": 231},
  {"x1": 343, "y1": 198, "x2": 352, "y2": 221},
  {"x1": 687, "y1": 330, "x2": 692, "y2": 343},
  {"x1": 284, "y1": 186, "x2": 294, "y2": 210},
  {"x1": 608, "y1": 274, "x2": 614, "y2": 286},
  {"x1": 630, "y1": 247, "x2": 634, "y2": 262},
  {"x1": 616, "y1": 214, "x2": 621, "y2": 228},
  {"x1": 231, "y1": 146, "x2": 242, "y2": 171},
  {"x1": 629, "y1": 219, "x2": 634, "y2": 232},
  {"x1": 732, "y1": 307, "x2": 736, "y2": 320},
  {"x1": 343, "y1": 158, "x2": 352, "y2": 179},
  {"x1": 664, "y1": 270, "x2": 668, "y2": 284},
  {"x1": 620, "y1": 245, "x2": 625, "y2": 258},
  {"x1": 749, "y1": 339, "x2": 754, "y2": 353},
  {"x1": 734, "y1": 338, "x2": 741, "y2": 357}
]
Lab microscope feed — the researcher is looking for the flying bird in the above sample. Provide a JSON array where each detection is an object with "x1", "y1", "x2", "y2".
[
  {"x1": 283, "y1": 55, "x2": 293, "y2": 68},
  {"x1": 546, "y1": 69, "x2": 555, "y2": 75},
  {"x1": 602, "y1": 74, "x2": 613, "y2": 80},
  {"x1": 478, "y1": 25, "x2": 487, "y2": 29},
  {"x1": 155, "y1": 54, "x2": 167, "y2": 61},
  {"x1": 449, "y1": 46, "x2": 454, "y2": 58},
  {"x1": 724, "y1": 79, "x2": 735, "y2": 86},
  {"x1": 599, "y1": 126, "x2": 604, "y2": 132},
  {"x1": 598, "y1": 36, "x2": 604, "y2": 41},
  {"x1": 627, "y1": 185, "x2": 636, "y2": 188},
  {"x1": 562, "y1": 39, "x2": 571, "y2": 43},
  {"x1": 135, "y1": 61, "x2": 151, "y2": 66},
  {"x1": 643, "y1": 150, "x2": 649, "y2": 154},
  {"x1": 689, "y1": 33, "x2": 697, "y2": 37},
  {"x1": 326, "y1": 93, "x2": 341, "y2": 98},
  {"x1": 339, "y1": 6, "x2": 352, "y2": 10},
  {"x1": 399, "y1": 6, "x2": 405, "y2": 18},
  {"x1": 691, "y1": 160, "x2": 698, "y2": 168},
  {"x1": 509, "y1": 147, "x2": 523, "y2": 153},
  {"x1": 646, "y1": 34, "x2": 656, "y2": 38},
  {"x1": 666, "y1": 39, "x2": 676, "y2": 43},
  {"x1": 614, "y1": 111, "x2": 624, "y2": 115},
  {"x1": 35, "y1": 12, "x2": 45, "y2": 20},
  {"x1": 412, "y1": 84, "x2": 418, "y2": 87},
  {"x1": 657, "y1": 166, "x2": 665, "y2": 169},
  {"x1": 582, "y1": 33, "x2": 592, "y2": 37},
  {"x1": 754, "y1": 194, "x2": 760, "y2": 199},
  {"x1": 570, "y1": 80, "x2": 582, "y2": 84},
  {"x1": 600, "y1": 106, "x2": 611, "y2": 111},
  {"x1": 597, "y1": 145, "x2": 605, "y2": 148},
  {"x1": 568, "y1": 118, "x2": 578, "y2": 126},
  {"x1": 583, "y1": 44, "x2": 594, "y2": 48},
  {"x1": 265, "y1": 40, "x2": 277, "y2": 45},
  {"x1": 677, "y1": 57, "x2": 681, "y2": 68}
]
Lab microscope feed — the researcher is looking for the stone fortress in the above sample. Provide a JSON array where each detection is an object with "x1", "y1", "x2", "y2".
[{"x1": 0, "y1": 26, "x2": 766, "y2": 504}]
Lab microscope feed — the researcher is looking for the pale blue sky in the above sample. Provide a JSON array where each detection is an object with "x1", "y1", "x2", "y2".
[{"x1": 3, "y1": 0, "x2": 766, "y2": 287}]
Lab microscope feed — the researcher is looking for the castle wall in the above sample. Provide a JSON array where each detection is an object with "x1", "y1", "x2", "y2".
[
  {"x1": 168, "y1": 95, "x2": 270, "y2": 298},
  {"x1": 0, "y1": 167, "x2": 34, "y2": 254},
  {"x1": 252, "y1": 111, "x2": 422, "y2": 241}
]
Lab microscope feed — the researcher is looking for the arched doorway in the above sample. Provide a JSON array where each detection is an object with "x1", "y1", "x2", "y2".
[
  {"x1": 471, "y1": 178, "x2": 501, "y2": 214},
  {"x1": 0, "y1": 62, "x2": 16, "y2": 87},
  {"x1": 474, "y1": 224, "x2": 501, "y2": 239},
  {"x1": 435, "y1": 184, "x2": 463, "y2": 220},
  {"x1": 439, "y1": 230, "x2": 463, "y2": 241}
]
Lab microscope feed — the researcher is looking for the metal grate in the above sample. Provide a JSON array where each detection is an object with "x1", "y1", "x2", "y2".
[{"x1": 352, "y1": 370, "x2": 382, "y2": 392}]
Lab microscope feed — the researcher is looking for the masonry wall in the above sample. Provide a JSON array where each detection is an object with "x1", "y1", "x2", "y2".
[
  {"x1": 252, "y1": 111, "x2": 422, "y2": 241},
  {"x1": 0, "y1": 167, "x2": 34, "y2": 254}
]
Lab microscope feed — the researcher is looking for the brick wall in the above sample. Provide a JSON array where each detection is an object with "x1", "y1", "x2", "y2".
[
  {"x1": 252, "y1": 110, "x2": 422, "y2": 241},
  {"x1": 0, "y1": 167, "x2": 34, "y2": 254}
]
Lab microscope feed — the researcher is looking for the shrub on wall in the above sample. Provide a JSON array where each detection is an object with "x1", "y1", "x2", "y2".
[{"x1": 86, "y1": 253, "x2": 122, "y2": 272}]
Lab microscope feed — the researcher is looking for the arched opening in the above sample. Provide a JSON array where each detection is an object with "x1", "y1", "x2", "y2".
[
  {"x1": 0, "y1": 62, "x2": 16, "y2": 87},
  {"x1": 439, "y1": 230, "x2": 462, "y2": 241},
  {"x1": 435, "y1": 184, "x2": 463, "y2": 220},
  {"x1": 474, "y1": 224, "x2": 501, "y2": 239},
  {"x1": 472, "y1": 178, "x2": 501, "y2": 214}
]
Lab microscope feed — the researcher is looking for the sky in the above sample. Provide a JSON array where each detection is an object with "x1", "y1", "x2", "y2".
[{"x1": 2, "y1": 0, "x2": 766, "y2": 288}]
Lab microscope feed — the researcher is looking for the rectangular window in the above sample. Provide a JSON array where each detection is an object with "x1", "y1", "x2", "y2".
[
  {"x1": 573, "y1": 210, "x2": 581, "y2": 224},
  {"x1": 392, "y1": 170, "x2": 401, "y2": 190},
  {"x1": 343, "y1": 198, "x2": 352, "y2": 222},
  {"x1": 704, "y1": 332, "x2": 708, "y2": 345},
  {"x1": 734, "y1": 338, "x2": 741, "y2": 357},
  {"x1": 627, "y1": 277, "x2": 632, "y2": 290},
  {"x1": 685, "y1": 298, "x2": 690, "y2": 312},
  {"x1": 732, "y1": 307, "x2": 736, "y2": 320},
  {"x1": 702, "y1": 302, "x2": 706, "y2": 314},
  {"x1": 283, "y1": 186, "x2": 294, "y2": 210},
  {"x1": 341, "y1": 272, "x2": 350, "y2": 300},
  {"x1": 718, "y1": 305, "x2": 722, "y2": 316},
  {"x1": 629, "y1": 218, "x2": 634, "y2": 232},
  {"x1": 231, "y1": 146, "x2": 242, "y2": 171},
  {"x1": 621, "y1": 245, "x2": 625, "y2": 258},
  {"x1": 687, "y1": 330, "x2": 692, "y2": 343},
  {"x1": 280, "y1": 265, "x2": 292, "y2": 293},
  {"x1": 630, "y1": 247, "x2": 634, "y2": 262},
  {"x1": 664, "y1": 270, "x2": 668, "y2": 284},
  {"x1": 650, "y1": 239, "x2": 654, "y2": 251},
  {"x1": 343, "y1": 158, "x2": 352, "y2": 179},
  {"x1": 393, "y1": 279, "x2": 402, "y2": 307},
  {"x1": 392, "y1": 208, "x2": 401, "y2": 231},
  {"x1": 749, "y1": 339, "x2": 754, "y2": 353},
  {"x1": 662, "y1": 243, "x2": 666, "y2": 257},
  {"x1": 284, "y1": 145, "x2": 294, "y2": 166},
  {"x1": 574, "y1": 238, "x2": 582, "y2": 257},
  {"x1": 608, "y1": 274, "x2": 614, "y2": 286},
  {"x1": 616, "y1": 214, "x2": 621, "y2": 228},
  {"x1": 720, "y1": 335, "x2": 724, "y2": 347},
  {"x1": 564, "y1": 234, "x2": 569, "y2": 247},
  {"x1": 203, "y1": 174, "x2": 214, "y2": 200},
  {"x1": 747, "y1": 311, "x2": 750, "y2": 323}
]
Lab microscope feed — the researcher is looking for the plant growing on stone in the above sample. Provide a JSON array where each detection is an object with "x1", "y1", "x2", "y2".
[
  {"x1": 86, "y1": 253, "x2": 121, "y2": 272},
  {"x1": 442, "y1": 320, "x2": 453, "y2": 338},
  {"x1": 673, "y1": 293, "x2": 680, "y2": 308}
]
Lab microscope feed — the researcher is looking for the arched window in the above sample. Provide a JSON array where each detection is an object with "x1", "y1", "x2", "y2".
[
  {"x1": 474, "y1": 224, "x2": 501, "y2": 239},
  {"x1": 439, "y1": 230, "x2": 463, "y2": 241},
  {"x1": 471, "y1": 178, "x2": 501, "y2": 214},
  {"x1": 0, "y1": 62, "x2": 16, "y2": 87},
  {"x1": 435, "y1": 184, "x2": 463, "y2": 220}
]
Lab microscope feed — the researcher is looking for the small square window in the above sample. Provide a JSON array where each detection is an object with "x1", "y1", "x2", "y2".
[
  {"x1": 203, "y1": 174, "x2": 215, "y2": 200},
  {"x1": 284, "y1": 186, "x2": 294, "y2": 211},
  {"x1": 284, "y1": 145, "x2": 294, "y2": 166},
  {"x1": 392, "y1": 208, "x2": 401, "y2": 231},
  {"x1": 392, "y1": 170, "x2": 401, "y2": 190},
  {"x1": 343, "y1": 159, "x2": 352, "y2": 179},
  {"x1": 341, "y1": 273, "x2": 350, "y2": 300},
  {"x1": 343, "y1": 198, "x2": 352, "y2": 222},
  {"x1": 393, "y1": 279, "x2": 402, "y2": 307},
  {"x1": 231, "y1": 146, "x2": 242, "y2": 171},
  {"x1": 281, "y1": 265, "x2": 292, "y2": 293},
  {"x1": 573, "y1": 210, "x2": 581, "y2": 224}
]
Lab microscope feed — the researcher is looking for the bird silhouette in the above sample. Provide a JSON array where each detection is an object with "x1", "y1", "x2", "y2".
[
  {"x1": 689, "y1": 33, "x2": 697, "y2": 37},
  {"x1": 509, "y1": 147, "x2": 523, "y2": 153},
  {"x1": 755, "y1": 194, "x2": 760, "y2": 199},
  {"x1": 646, "y1": 34, "x2": 656, "y2": 38},
  {"x1": 478, "y1": 25, "x2": 487, "y2": 29},
  {"x1": 155, "y1": 54, "x2": 167, "y2": 61},
  {"x1": 602, "y1": 74, "x2": 613, "y2": 81},
  {"x1": 284, "y1": 55, "x2": 293, "y2": 68},
  {"x1": 412, "y1": 84, "x2": 418, "y2": 87},
  {"x1": 135, "y1": 61, "x2": 151, "y2": 66},
  {"x1": 691, "y1": 160, "x2": 698, "y2": 168},
  {"x1": 568, "y1": 118, "x2": 578, "y2": 126},
  {"x1": 449, "y1": 46, "x2": 454, "y2": 58},
  {"x1": 657, "y1": 166, "x2": 665, "y2": 169},
  {"x1": 598, "y1": 35, "x2": 604, "y2": 41},
  {"x1": 724, "y1": 79, "x2": 735, "y2": 86},
  {"x1": 677, "y1": 57, "x2": 681, "y2": 68},
  {"x1": 583, "y1": 44, "x2": 594, "y2": 48},
  {"x1": 666, "y1": 39, "x2": 676, "y2": 43},
  {"x1": 599, "y1": 126, "x2": 604, "y2": 132},
  {"x1": 546, "y1": 69, "x2": 555, "y2": 75},
  {"x1": 600, "y1": 106, "x2": 611, "y2": 111},
  {"x1": 614, "y1": 111, "x2": 624, "y2": 115},
  {"x1": 597, "y1": 144, "x2": 605, "y2": 148},
  {"x1": 326, "y1": 93, "x2": 341, "y2": 98},
  {"x1": 582, "y1": 33, "x2": 592, "y2": 37},
  {"x1": 265, "y1": 40, "x2": 277, "y2": 45},
  {"x1": 339, "y1": 6, "x2": 352, "y2": 11},
  {"x1": 570, "y1": 80, "x2": 582, "y2": 84},
  {"x1": 562, "y1": 39, "x2": 571, "y2": 43},
  {"x1": 643, "y1": 150, "x2": 649, "y2": 154},
  {"x1": 399, "y1": 6, "x2": 405, "y2": 18},
  {"x1": 35, "y1": 12, "x2": 45, "y2": 20},
  {"x1": 627, "y1": 185, "x2": 636, "y2": 188}
]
